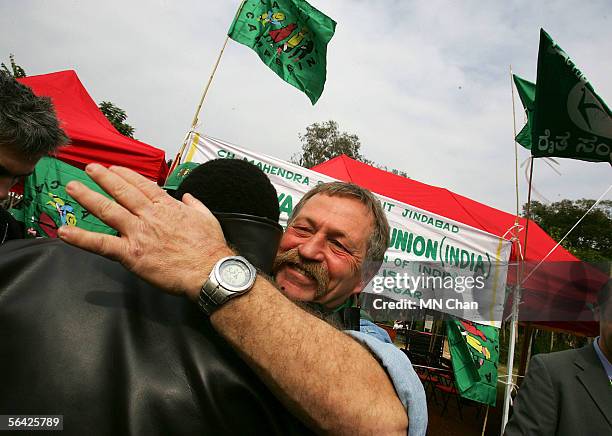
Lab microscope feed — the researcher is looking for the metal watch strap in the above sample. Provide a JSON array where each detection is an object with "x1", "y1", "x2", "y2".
[
  {"x1": 198, "y1": 287, "x2": 221, "y2": 315},
  {"x1": 198, "y1": 279, "x2": 230, "y2": 316}
]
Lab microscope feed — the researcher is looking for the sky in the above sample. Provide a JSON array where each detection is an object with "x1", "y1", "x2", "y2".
[{"x1": 1, "y1": 0, "x2": 611, "y2": 215}]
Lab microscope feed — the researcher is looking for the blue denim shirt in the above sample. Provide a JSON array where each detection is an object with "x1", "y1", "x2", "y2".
[{"x1": 345, "y1": 320, "x2": 428, "y2": 436}]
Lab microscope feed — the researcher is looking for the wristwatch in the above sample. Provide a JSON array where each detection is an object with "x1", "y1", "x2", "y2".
[{"x1": 198, "y1": 256, "x2": 257, "y2": 315}]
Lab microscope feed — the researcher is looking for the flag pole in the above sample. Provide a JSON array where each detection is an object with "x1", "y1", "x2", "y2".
[
  {"x1": 170, "y1": 0, "x2": 246, "y2": 175},
  {"x1": 188, "y1": 34, "x2": 231, "y2": 131},
  {"x1": 522, "y1": 158, "x2": 535, "y2": 258},
  {"x1": 500, "y1": 65, "x2": 527, "y2": 434},
  {"x1": 481, "y1": 405, "x2": 490, "y2": 436},
  {"x1": 501, "y1": 156, "x2": 534, "y2": 435},
  {"x1": 170, "y1": 35, "x2": 231, "y2": 175},
  {"x1": 511, "y1": 66, "x2": 521, "y2": 220}
]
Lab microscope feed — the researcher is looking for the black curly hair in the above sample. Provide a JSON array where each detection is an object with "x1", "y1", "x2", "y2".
[
  {"x1": 174, "y1": 158, "x2": 280, "y2": 222},
  {"x1": 0, "y1": 72, "x2": 68, "y2": 158}
]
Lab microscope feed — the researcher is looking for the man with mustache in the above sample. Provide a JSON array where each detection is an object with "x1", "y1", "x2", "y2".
[
  {"x1": 58, "y1": 164, "x2": 426, "y2": 435},
  {"x1": 271, "y1": 183, "x2": 427, "y2": 436}
]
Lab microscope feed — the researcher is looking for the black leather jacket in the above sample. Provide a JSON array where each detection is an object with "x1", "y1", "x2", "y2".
[
  {"x1": 0, "y1": 239, "x2": 310, "y2": 435},
  {"x1": 0, "y1": 207, "x2": 22, "y2": 244}
]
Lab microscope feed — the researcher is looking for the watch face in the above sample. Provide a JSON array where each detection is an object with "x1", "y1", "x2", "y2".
[{"x1": 219, "y1": 259, "x2": 252, "y2": 288}]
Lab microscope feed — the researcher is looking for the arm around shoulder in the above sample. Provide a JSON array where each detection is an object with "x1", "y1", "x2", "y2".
[{"x1": 210, "y1": 276, "x2": 409, "y2": 435}]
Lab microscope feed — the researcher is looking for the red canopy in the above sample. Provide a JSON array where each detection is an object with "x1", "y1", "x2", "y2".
[
  {"x1": 313, "y1": 155, "x2": 571, "y2": 263},
  {"x1": 18, "y1": 71, "x2": 168, "y2": 182},
  {"x1": 312, "y1": 155, "x2": 608, "y2": 335}
]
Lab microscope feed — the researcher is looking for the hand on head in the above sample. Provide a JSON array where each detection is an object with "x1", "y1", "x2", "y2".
[{"x1": 58, "y1": 163, "x2": 232, "y2": 300}]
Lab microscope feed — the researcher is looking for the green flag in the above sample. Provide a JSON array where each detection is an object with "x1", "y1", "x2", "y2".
[
  {"x1": 513, "y1": 74, "x2": 535, "y2": 150},
  {"x1": 531, "y1": 29, "x2": 612, "y2": 163},
  {"x1": 163, "y1": 161, "x2": 200, "y2": 191},
  {"x1": 228, "y1": 0, "x2": 336, "y2": 104},
  {"x1": 16, "y1": 157, "x2": 117, "y2": 238},
  {"x1": 446, "y1": 317, "x2": 499, "y2": 406}
]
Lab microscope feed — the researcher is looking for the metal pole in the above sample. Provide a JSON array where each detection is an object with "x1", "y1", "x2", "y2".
[
  {"x1": 501, "y1": 65, "x2": 527, "y2": 435},
  {"x1": 510, "y1": 66, "x2": 520, "y2": 219},
  {"x1": 501, "y1": 282, "x2": 521, "y2": 434},
  {"x1": 501, "y1": 160, "x2": 533, "y2": 433},
  {"x1": 522, "y1": 159, "x2": 535, "y2": 258}
]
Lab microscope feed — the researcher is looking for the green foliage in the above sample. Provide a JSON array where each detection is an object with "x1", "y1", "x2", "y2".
[
  {"x1": 525, "y1": 199, "x2": 612, "y2": 262},
  {"x1": 1, "y1": 54, "x2": 27, "y2": 78},
  {"x1": 98, "y1": 101, "x2": 135, "y2": 138},
  {"x1": 529, "y1": 328, "x2": 588, "y2": 356},
  {"x1": 292, "y1": 120, "x2": 365, "y2": 168},
  {"x1": 380, "y1": 166, "x2": 409, "y2": 178},
  {"x1": 498, "y1": 324, "x2": 589, "y2": 368},
  {"x1": 292, "y1": 120, "x2": 408, "y2": 177}
]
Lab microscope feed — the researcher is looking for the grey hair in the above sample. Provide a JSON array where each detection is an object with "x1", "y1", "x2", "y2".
[
  {"x1": 288, "y1": 182, "x2": 390, "y2": 280},
  {"x1": 0, "y1": 72, "x2": 68, "y2": 158}
]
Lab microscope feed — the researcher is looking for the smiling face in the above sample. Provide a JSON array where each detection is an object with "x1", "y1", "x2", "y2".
[{"x1": 273, "y1": 193, "x2": 374, "y2": 309}]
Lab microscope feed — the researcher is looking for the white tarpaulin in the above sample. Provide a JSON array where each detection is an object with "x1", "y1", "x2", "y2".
[{"x1": 180, "y1": 132, "x2": 512, "y2": 326}]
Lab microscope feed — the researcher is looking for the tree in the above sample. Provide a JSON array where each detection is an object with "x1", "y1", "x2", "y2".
[
  {"x1": 98, "y1": 101, "x2": 135, "y2": 138},
  {"x1": 380, "y1": 166, "x2": 408, "y2": 178},
  {"x1": 525, "y1": 199, "x2": 612, "y2": 263},
  {"x1": 292, "y1": 120, "x2": 365, "y2": 168},
  {"x1": 292, "y1": 120, "x2": 408, "y2": 177},
  {"x1": 1, "y1": 54, "x2": 27, "y2": 78}
]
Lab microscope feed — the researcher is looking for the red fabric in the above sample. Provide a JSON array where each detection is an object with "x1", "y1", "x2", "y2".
[
  {"x1": 18, "y1": 71, "x2": 168, "y2": 182},
  {"x1": 312, "y1": 155, "x2": 572, "y2": 263},
  {"x1": 312, "y1": 156, "x2": 608, "y2": 336},
  {"x1": 435, "y1": 384, "x2": 458, "y2": 394}
]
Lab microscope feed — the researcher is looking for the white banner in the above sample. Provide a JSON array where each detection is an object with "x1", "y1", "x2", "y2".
[{"x1": 181, "y1": 133, "x2": 511, "y2": 326}]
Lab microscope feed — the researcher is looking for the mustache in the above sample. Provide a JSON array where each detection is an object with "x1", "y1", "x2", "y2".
[{"x1": 272, "y1": 248, "x2": 330, "y2": 298}]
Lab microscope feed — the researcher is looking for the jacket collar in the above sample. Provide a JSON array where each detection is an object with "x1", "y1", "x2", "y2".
[{"x1": 574, "y1": 344, "x2": 612, "y2": 427}]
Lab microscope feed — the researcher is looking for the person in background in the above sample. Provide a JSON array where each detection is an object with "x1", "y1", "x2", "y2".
[
  {"x1": 505, "y1": 280, "x2": 612, "y2": 435},
  {"x1": 0, "y1": 71, "x2": 68, "y2": 243}
]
